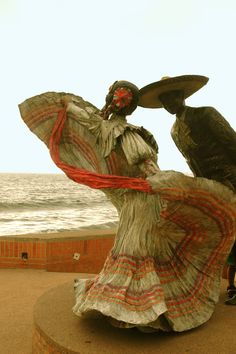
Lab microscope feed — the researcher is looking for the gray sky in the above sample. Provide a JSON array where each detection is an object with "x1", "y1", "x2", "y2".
[{"x1": 1, "y1": 0, "x2": 236, "y2": 173}]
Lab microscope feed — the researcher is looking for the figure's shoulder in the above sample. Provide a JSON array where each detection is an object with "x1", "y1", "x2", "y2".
[
  {"x1": 194, "y1": 106, "x2": 236, "y2": 134},
  {"x1": 186, "y1": 106, "x2": 225, "y2": 124},
  {"x1": 139, "y1": 126, "x2": 159, "y2": 153},
  {"x1": 197, "y1": 106, "x2": 231, "y2": 125},
  {"x1": 200, "y1": 106, "x2": 221, "y2": 115},
  {"x1": 187, "y1": 105, "x2": 216, "y2": 115}
]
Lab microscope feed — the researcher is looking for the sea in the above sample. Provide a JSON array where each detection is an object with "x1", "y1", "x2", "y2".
[{"x1": 0, "y1": 173, "x2": 118, "y2": 236}]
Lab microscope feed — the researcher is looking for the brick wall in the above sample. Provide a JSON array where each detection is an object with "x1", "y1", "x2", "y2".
[
  {"x1": 0, "y1": 239, "x2": 47, "y2": 269},
  {"x1": 46, "y1": 237, "x2": 114, "y2": 273},
  {"x1": 0, "y1": 229, "x2": 115, "y2": 273},
  {"x1": 0, "y1": 230, "x2": 229, "y2": 277},
  {"x1": 32, "y1": 325, "x2": 63, "y2": 354}
]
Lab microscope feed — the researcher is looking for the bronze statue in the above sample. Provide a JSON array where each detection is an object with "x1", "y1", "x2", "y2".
[
  {"x1": 19, "y1": 80, "x2": 236, "y2": 332},
  {"x1": 139, "y1": 75, "x2": 236, "y2": 304}
]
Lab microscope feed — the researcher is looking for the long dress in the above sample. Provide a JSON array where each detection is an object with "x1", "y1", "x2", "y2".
[{"x1": 19, "y1": 92, "x2": 236, "y2": 332}]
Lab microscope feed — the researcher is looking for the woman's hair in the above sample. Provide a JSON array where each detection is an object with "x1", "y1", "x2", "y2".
[{"x1": 104, "y1": 80, "x2": 139, "y2": 117}]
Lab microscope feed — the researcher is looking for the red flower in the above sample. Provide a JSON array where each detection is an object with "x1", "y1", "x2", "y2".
[{"x1": 111, "y1": 87, "x2": 133, "y2": 111}]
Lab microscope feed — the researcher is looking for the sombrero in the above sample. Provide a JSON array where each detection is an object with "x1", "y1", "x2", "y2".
[{"x1": 138, "y1": 75, "x2": 209, "y2": 108}]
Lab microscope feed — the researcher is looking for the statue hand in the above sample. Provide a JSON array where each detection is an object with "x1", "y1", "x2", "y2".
[{"x1": 61, "y1": 95, "x2": 73, "y2": 106}]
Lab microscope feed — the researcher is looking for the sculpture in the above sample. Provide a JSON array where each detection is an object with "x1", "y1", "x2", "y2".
[{"x1": 19, "y1": 80, "x2": 236, "y2": 331}]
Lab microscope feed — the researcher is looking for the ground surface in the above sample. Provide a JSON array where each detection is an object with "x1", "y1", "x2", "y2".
[{"x1": 0, "y1": 269, "x2": 235, "y2": 354}]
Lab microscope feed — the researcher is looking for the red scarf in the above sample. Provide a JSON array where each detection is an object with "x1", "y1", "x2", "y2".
[{"x1": 49, "y1": 109, "x2": 152, "y2": 192}]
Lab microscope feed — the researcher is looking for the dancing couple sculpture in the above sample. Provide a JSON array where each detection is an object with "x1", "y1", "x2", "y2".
[{"x1": 19, "y1": 75, "x2": 236, "y2": 332}]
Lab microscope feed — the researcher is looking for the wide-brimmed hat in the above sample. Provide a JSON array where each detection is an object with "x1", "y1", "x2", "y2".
[{"x1": 138, "y1": 75, "x2": 209, "y2": 108}]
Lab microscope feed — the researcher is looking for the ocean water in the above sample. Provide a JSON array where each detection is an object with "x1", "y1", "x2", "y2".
[{"x1": 0, "y1": 173, "x2": 118, "y2": 236}]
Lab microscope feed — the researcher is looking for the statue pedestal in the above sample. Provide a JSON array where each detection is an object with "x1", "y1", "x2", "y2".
[
  {"x1": 33, "y1": 282, "x2": 156, "y2": 354},
  {"x1": 32, "y1": 280, "x2": 234, "y2": 354}
]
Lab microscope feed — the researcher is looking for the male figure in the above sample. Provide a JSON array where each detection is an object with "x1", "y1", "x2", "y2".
[{"x1": 139, "y1": 75, "x2": 236, "y2": 304}]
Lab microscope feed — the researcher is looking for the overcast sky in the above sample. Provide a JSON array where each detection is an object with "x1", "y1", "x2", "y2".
[{"x1": 1, "y1": 0, "x2": 236, "y2": 174}]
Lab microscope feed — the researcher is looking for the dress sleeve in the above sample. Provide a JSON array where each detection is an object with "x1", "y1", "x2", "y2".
[
  {"x1": 120, "y1": 129, "x2": 159, "y2": 176},
  {"x1": 66, "y1": 102, "x2": 102, "y2": 130}
]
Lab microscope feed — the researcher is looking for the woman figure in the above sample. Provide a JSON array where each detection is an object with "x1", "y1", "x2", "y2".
[{"x1": 19, "y1": 80, "x2": 236, "y2": 332}]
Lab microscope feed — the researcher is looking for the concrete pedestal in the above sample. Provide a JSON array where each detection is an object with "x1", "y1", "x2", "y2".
[{"x1": 32, "y1": 280, "x2": 235, "y2": 354}]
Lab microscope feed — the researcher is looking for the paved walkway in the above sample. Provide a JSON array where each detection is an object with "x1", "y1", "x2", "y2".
[{"x1": 0, "y1": 269, "x2": 235, "y2": 354}]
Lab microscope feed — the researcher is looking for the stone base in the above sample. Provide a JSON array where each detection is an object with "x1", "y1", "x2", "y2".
[{"x1": 32, "y1": 280, "x2": 235, "y2": 354}]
